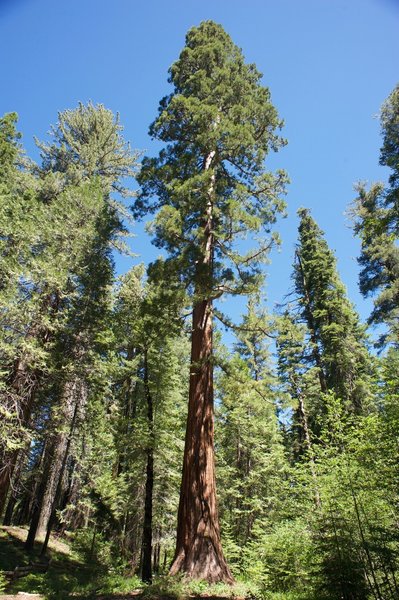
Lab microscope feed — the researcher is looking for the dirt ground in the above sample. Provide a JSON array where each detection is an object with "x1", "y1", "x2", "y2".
[
  {"x1": 0, "y1": 595, "x2": 43, "y2": 599},
  {"x1": 1, "y1": 526, "x2": 71, "y2": 555}
]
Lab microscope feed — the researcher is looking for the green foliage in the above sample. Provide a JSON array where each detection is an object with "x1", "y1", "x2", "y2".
[
  {"x1": 36, "y1": 101, "x2": 138, "y2": 198},
  {"x1": 294, "y1": 208, "x2": 373, "y2": 414},
  {"x1": 142, "y1": 575, "x2": 258, "y2": 600},
  {"x1": 351, "y1": 83, "x2": 399, "y2": 346},
  {"x1": 0, "y1": 570, "x2": 6, "y2": 594},
  {"x1": 241, "y1": 519, "x2": 314, "y2": 595},
  {"x1": 135, "y1": 20, "x2": 287, "y2": 301},
  {"x1": 0, "y1": 102, "x2": 139, "y2": 484},
  {"x1": 216, "y1": 301, "x2": 291, "y2": 585}
]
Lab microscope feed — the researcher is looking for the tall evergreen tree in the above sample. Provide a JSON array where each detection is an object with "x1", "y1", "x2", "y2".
[
  {"x1": 294, "y1": 208, "x2": 372, "y2": 415},
  {"x1": 134, "y1": 20, "x2": 287, "y2": 582},
  {"x1": 96, "y1": 264, "x2": 187, "y2": 579},
  {"x1": 352, "y1": 84, "x2": 399, "y2": 345},
  {"x1": 11, "y1": 103, "x2": 139, "y2": 548},
  {"x1": 0, "y1": 113, "x2": 50, "y2": 515}
]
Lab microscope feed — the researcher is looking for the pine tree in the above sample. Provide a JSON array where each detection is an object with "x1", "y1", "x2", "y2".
[
  {"x1": 17, "y1": 103, "x2": 139, "y2": 549},
  {"x1": 0, "y1": 113, "x2": 49, "y2": 515},
  {"x1": 134, "y1": 20, "x2": 287, "y2": 582},
  {"x1": 352, "y1": 84, "x2": 399, "y2": 346},
  {"x1": 294, "y1": 208, "x2": 372, "y2": 416}
]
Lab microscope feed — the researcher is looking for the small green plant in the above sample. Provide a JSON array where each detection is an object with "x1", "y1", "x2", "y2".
[
  {"x1": 11, "y1": 573, "x2": 45, "y2": 595},
  {"x1": 142, "y1": 575, "x2": 186, "y2": 600},
  {"x1": 71, "y1": 527, "x2": 114, "y2": 570},
  {"x1": 97, "y1": 573, "x2": 142, "y2": 594},
  {"x1": 0, "y1": 571, "x2": 7, "y2": 594},
  {"x1": 186, "y1": 578, "x2": 209, "y2": 595}
]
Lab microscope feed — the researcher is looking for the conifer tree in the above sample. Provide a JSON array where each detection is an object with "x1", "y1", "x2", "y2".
[
  {"x1": 135, "y1": 20, "x2": 287, "y2": 582},
  {"x1": 0, "y1": 113, "x2": 48, "y2": 515},
  {"x1": 123, "y1": 262, "x2": 186, "y2": 582},
  {"x1": 0, "y1": 107, "x2": 146, "y2": 559},
  {"x1": 97, "y1": 264, "x2": 187, "y2": 578},
  {"x1": 294, "y1": 208, "x2": 372, "y2": 415},
  {"x1": 216, "y1": 300, "x2": 287, "y2": 572},
  {"x1": 352, "y1": 84, "x2": 399, "y2": 345},
  {"x1": 18, "y1": 103, "x2": 139, "y2": 548},
  {"x1": 276, "y1": 312, "x2": 321, "y2": 510}
]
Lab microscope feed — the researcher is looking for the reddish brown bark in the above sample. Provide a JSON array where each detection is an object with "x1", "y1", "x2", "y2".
[{"x1": 169, "y1": 298, "x2": 233, "y2": 583}]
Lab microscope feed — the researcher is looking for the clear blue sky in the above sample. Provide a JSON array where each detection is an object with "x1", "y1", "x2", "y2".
[{"x1": 1, "y1": 0, "x2": 398, "y2": 336}]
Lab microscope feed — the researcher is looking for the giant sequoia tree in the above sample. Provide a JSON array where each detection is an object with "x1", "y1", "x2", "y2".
[{"x1": 135, "y1": 21, "x2": 286, "y2": 582}]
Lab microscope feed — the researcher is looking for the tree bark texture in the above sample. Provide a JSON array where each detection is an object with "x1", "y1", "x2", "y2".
[
  {"x1": 169, "y1": 298, "x2": 233, "y2": 583},
  {"x1": 2, "y1": 450, "x2": 26, "y2": 525},
  {"x1": 41, "y1": 397, "x2": 79, "y2": 555}
]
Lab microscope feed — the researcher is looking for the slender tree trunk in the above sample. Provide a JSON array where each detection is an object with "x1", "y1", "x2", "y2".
[
  {"x1": 297, "y1": 392, "x2": 321, "y2": 509},
  {"x1": 141, "y1": 349, "x2": 154, "y2": 583},
  {"x1": 2, "y1": 450, "x2": 26, "y2": 525},
  {"x1": 25, "y1": 378, "x2": 83, "y2": 550},
  {"x1": 41, "y1": 398, "x2": 78, "y2": 556},
  {"x1": 25, "y1": 471, "x2": 50, "y2": 552},
  {"x1": 116, "y1": 346, "x2": 138, "y2": 477},
  {"x1": 59, "y1": 461, "x2": 83, "y2": 533},
  {"x1": 17, "y1": 440, "x2": 47, "y2": 527},
  {"x1": 0, "y1": 293, "x2": 58, "y2": 515}
]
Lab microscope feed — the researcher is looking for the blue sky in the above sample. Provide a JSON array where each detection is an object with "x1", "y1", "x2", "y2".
[{"x1": 0, "y1": 0, "x2": 398, "y2": 337}]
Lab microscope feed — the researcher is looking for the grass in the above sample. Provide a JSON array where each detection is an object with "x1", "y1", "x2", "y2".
[{"x1": 141, "y1": 575, "x2": 259, "y2": 600}]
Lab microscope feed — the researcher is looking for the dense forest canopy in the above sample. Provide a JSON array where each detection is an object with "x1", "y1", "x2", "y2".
[{"x1": 1, "y1": 18, "x2": 399, "y2": 600}]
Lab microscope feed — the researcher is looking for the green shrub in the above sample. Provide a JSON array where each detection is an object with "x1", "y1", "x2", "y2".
[
  {"x1": 240, "y1": 519, "x2": 314, "y2": 596},
  {"x1": 0, "y1": 571, "x2": 7, "y2": 594}
]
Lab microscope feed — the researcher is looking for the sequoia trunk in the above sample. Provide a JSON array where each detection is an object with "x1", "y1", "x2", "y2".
[{"x1": 169, "y1": 298, "x2": 233, "y2": 583}]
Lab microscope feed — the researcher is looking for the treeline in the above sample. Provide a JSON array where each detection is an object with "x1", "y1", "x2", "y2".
[{"x1": 1, "y1": 20, "x2": 399, "y2": 600}]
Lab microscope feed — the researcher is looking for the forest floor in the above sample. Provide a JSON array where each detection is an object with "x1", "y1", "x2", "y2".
[{"x1": 0, "y1": 525, "x2": 122, "y2": 599}]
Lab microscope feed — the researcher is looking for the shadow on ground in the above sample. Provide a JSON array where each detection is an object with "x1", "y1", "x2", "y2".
[{"x1": 0, "y1": 527, "x2": 104, "y2": 599}]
